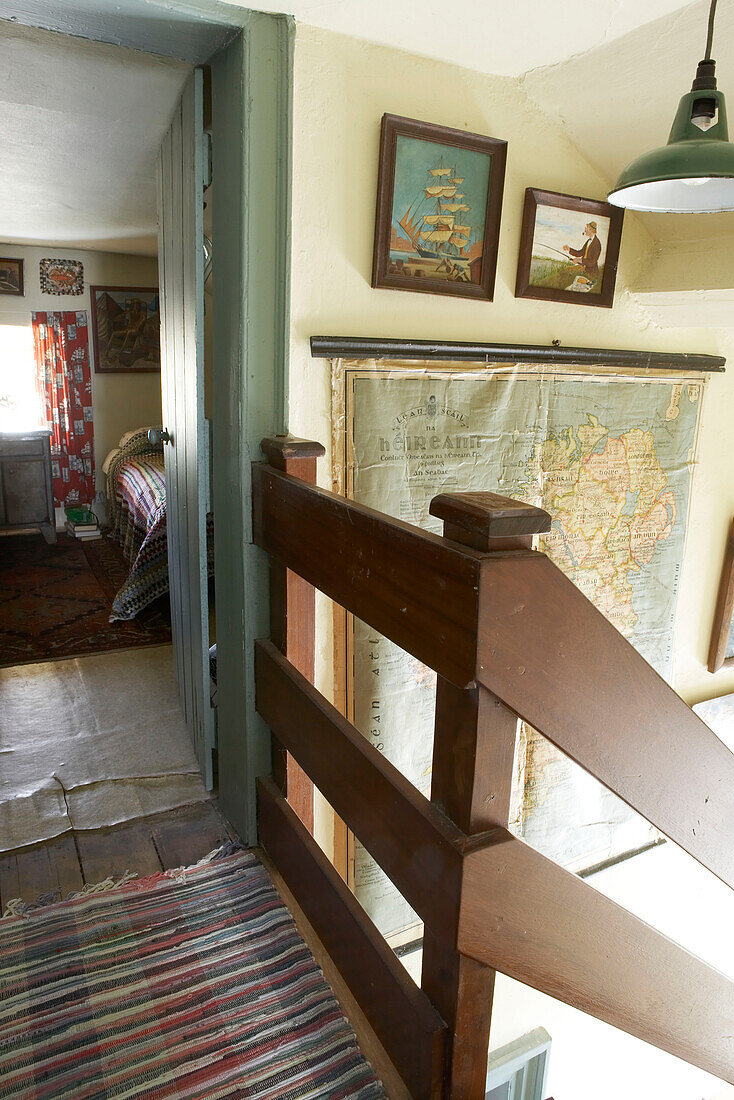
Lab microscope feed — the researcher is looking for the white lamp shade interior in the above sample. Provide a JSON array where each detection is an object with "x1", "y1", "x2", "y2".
[{"x1": 609, "y1": 175, "x2": 734, "y2": 212}]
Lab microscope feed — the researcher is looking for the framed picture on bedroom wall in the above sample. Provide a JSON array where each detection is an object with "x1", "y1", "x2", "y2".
[
  {"x1": 371, "y1": 113, "x2": 507, "y2": 301},
  {"x1": 515, "y1": 188, "x2": 624, "y2": 308},
  {"x1": 89, "y1": 285, "x2": 161, "y2": 373},
  {"x1": 0, "y1": 258, "x2": 24, "y2": 296}
]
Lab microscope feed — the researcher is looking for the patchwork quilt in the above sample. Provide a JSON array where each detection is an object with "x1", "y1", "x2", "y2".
[{"x1": 106, "y1": 429, "x2": 213, "y2": 621}]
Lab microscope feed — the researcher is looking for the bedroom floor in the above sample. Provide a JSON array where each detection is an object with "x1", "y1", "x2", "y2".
[
  {"x1": 0, "y1": 645, "x2": 209, "y2": 853},
  {"x1": 0, "y1": 530, "x2": 171, "y2": 668}
]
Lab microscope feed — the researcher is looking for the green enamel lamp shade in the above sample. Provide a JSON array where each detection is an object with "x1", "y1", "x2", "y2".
[{"x1": 609, "y1": 85, "x2": 734, "y2": 212}]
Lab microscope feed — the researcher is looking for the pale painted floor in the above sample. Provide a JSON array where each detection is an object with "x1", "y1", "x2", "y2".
[{"x1": 0, "y1": 645, "x2": 208, "y2": 852}]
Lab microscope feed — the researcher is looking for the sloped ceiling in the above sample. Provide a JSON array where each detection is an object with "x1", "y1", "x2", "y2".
[
  {"x1": 218, "y1": 0, "x2": 695, "y2": 78},
  {"x1": 523, "y1": 0, "x2": 734, "y2": 243}
]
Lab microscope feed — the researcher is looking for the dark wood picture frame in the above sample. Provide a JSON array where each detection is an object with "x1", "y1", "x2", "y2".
[
  {"x1": 90, "y1": 284, "x2": 161, "y2": 374},
  {"x1": 0, "y1": 258, "x2": 24, "y2": 297},
  {"x1": 708, "y1": 518, "x2": 734, "y2": 673},
  {"x1": 371, "y1": 113, "x2": 507, "y2": 301},
  {"x1": 515, "y1": 188, "x2": 624, "y2": 309}
]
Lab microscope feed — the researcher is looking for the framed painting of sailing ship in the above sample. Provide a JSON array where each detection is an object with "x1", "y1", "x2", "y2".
[
  {"x1": 371, "y1": 114, "x2": 507, "y2": 300},
  {"x1": 515, "y1": 188, "x2": 624, "y2": 308}
]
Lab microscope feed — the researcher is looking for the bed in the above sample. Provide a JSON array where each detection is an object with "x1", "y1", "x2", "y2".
[{"x1": 105, "y1": 428, "x2": 213, "y2": 621}]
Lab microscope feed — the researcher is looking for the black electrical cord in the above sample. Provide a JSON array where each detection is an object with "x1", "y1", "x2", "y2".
[{"x1": 704, "y1": 0, "x2": 718, "y2": 60}]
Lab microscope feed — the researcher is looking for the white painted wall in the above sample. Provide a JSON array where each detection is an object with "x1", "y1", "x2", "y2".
[
  {"x1": 287, "y1": 24, "x2": 734, "y2": 1096},
  {"x1": 0, "y1": 243, "x2": 161, "y2": 489}
]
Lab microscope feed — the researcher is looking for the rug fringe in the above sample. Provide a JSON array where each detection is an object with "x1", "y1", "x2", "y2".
[
  {"x1": 2, "y1": 841, "x2": 246, "y2": 919},
  {"x1": 2, "y1": 869, "x2": 139, "y2": 919},
  {"x1": 161, "y1": 839, "x2": 246, "y2": 883}
]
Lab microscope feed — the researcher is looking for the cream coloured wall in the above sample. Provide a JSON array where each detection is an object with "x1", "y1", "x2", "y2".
[
  {"x1": 288, "y1": 24, "x2": 734, "y2": 1099},
  {"x1": 288, "y1": 22, "x2": 734, "y2": 709},
  {"x1": 0, "y1": 243, "x2": 161, "y2": 489}
]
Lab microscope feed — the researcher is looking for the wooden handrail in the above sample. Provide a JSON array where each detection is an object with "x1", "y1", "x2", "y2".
[
  {"x1": 252, "y1": 461, "x2": 484, "y2": 688},
  {"x1": 458, "y1": 827, "x2": 734, "y2": 1084},
  {"x1": 475, "y1": 551, "x2": 734, "y2": 891}
]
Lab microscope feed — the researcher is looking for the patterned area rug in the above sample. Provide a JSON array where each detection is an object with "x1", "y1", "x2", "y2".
[
  {"x1": 0, "y1": 849, "x2": 385, "y2": 1099},
  {"x1": 0, "y1": 532, "x2": 171, "y2": 668}
]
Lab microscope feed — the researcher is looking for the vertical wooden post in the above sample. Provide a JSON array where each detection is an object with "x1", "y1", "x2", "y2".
[
  {"x1": 261, "y1": 436, "x2": 325, "y2": 833},
  {"x1": 422, "y1": 491, "x2": 551, "y2": 1099}
]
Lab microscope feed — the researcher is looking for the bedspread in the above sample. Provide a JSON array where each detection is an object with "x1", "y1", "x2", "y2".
[
  {"x1": 109, "y1": 453, "x2": 170, "y2": 620},
  {"x1": 107, "y1": 431, "x2": 213, "y2": 621}
]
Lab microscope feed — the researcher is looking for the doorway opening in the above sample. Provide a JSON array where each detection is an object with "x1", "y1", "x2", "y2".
[{"x1": 0, "y1": 14, "x2": 225, "y2": 895}]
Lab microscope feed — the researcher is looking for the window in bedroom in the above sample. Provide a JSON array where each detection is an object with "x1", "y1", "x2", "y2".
[{"x1": 0, "y1": 321, "x2": 43, "y2": 432}]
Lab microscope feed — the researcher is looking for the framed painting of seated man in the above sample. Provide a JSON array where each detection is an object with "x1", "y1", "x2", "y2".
[{"x1": 515, "y1": 187, "x2": 624, "y2": 308}]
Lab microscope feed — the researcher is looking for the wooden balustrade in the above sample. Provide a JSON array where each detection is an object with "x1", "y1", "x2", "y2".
[
  {"x1": 255, "y1": 639, "x2": 464, "y2": 936},
  {"x1": 252, "y1": 459, "x2": 483, "y2": 687},
  {"x1": 253, "y1": 436, "x2": 734, "y2": 1098},
  {"x1": 260, "y1": 437, "x2": 324, "y2": 832},
  {"x1": 258, "y1": 777, "x2": 448, "y2": 1098}
]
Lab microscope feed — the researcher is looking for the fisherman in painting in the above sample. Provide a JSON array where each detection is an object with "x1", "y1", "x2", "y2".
[{"x1": 563, "y1": 221, "x2": 602, "y2": 278}]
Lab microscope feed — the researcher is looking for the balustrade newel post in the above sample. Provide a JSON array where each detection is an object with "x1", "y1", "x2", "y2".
[{"x1": 422, "y1": 491, "x2": 551, "y2": 1100}]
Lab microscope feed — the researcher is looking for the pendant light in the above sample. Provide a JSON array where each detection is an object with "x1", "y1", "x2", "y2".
[{"x1": 608, "y1": 0, "x2": 734, "y2": 212}]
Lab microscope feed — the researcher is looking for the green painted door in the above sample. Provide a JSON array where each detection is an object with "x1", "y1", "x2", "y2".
[{"x1": 156, "y1": 69, "x2": 214, "y2": 788}]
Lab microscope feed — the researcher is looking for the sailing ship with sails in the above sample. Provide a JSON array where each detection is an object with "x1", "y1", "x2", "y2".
[{"x1": 395, "y1": 157, "x2": 474, "y2": 277}]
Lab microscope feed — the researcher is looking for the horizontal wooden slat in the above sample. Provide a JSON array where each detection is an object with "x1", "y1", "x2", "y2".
[
  {"x1": 476, "y1": 552, "x2": 734, "y2": 890},
  {"x1": 255, "y1": 639, "x2": 464, "y2": 937},
  {"x1": 458, "y1": 828, "x2": 734, "y2": 1085},
  {"x1": 258, "y1": 777, "x2": 447, "y2": 1100},
  {"x1": 252, "y1": 463, "x2": 482, "y2": 688}
]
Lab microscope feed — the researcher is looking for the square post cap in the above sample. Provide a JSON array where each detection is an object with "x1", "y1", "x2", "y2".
[{"x1": 430, "y1": 491, "x2": 551, "y2": 551}]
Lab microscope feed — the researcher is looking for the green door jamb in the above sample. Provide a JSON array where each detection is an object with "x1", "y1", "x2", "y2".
[{"x1": 210, "y1": 13, "x2": 294, "y2": 844}]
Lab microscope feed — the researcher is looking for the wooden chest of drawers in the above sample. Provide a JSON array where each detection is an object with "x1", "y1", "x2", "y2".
[{"x1": 0, "y1": 430, "x2": 56, "y2": 544}]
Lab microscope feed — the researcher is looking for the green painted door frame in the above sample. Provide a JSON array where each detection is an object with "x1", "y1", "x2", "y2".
[
  {"x1": 8, "y1": 0, "x2": 293, "y2": 844},
  {"x1": 211, "y1": 15, "x2": 294, "y2": 843}
]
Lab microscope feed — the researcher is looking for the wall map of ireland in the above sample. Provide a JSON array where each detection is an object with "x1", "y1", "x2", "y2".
[{"x1": 335, "y1": 362, "x2": 703, "y2": 939}]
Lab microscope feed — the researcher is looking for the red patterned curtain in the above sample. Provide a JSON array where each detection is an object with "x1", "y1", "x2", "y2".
[{"x1": 32, "y1": 311, "x2": 94, "y2": 506}]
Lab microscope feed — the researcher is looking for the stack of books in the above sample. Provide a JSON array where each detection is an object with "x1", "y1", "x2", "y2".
[{"x1": 65, "y1": 513, "x2": 102, "y2": 541}]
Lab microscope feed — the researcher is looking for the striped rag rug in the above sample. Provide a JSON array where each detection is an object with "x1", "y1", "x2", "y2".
[{"x1": 0, "y1": 850, "x2": 385, "y2": 1099}]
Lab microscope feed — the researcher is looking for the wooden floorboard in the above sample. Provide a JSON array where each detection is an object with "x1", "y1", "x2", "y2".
[
  {"x1": 50, "y1": 835, "x2": 85, "y2": 900},
  {"x1": 17, "y1": 846, "x2": 58, "y2": 904},
  {"x1": 1, "y1": 801, "x2": 236, "y2": 911},
  {"x1": 0, "y1": 853, "x2": 21, "y2": 912},
  {"x1": 152, "y1": 800, "x2": 234, "y2": 870},
  {"x1": 76, "y1": 821, "x2": 164, "y2": 885}
]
